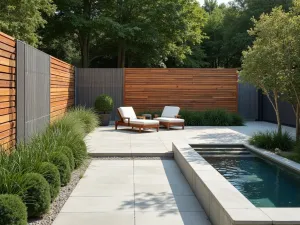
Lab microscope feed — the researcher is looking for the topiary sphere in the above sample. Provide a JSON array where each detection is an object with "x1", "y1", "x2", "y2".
[
  {"x1": 49, "y1": 152, "x2": 71, "y2": 186},
  {"x1": 20, "y1": 173, "x2": 51, "y2": 218},
  {"x1": 94, "y1": 94, "x2": 113, "y2": 113},
  {"x1": 37, "y1": 162, "x2": 61, "y2": 201},
  {"x1": 58, "y1": 146, "x2": 75, "y2": 171},
  {"x1": 0, "y1": 194, "x2": 27, "y2": 225}
]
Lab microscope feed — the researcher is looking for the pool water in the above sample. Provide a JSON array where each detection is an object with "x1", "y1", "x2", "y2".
[{"x1": 204, "y1": 156, "x2": 300, "y2": 207}]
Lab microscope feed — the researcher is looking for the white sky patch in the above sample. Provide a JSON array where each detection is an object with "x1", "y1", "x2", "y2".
[{"x1": 198, "y1": 0, "x2": 231, "y2": 6}]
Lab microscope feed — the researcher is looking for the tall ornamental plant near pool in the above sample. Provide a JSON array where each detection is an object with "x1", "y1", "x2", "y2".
[{"x1": 0, "y1": 107, "x2": 99, "y2": 221}]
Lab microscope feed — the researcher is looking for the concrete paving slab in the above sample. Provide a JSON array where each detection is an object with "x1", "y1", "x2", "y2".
[
  {"x1": 86, "y1": 122, "x2": 295, "y2": 157},
  {"x1": 71, "y1": 183, "x2": 134, "y2": 197},
  {"x1": 61, "y1": 196, "x2": 134, "y2": 212},
  {"x1": 135, "y1": 183, "x2": 194, "y2": 196},
  {"x1": 53, "y1": 212, "x2": 134, "y2": 225},
  {"x1": 135, "y1": 211, "x2": 211, "y2": 225},
  {"x1": 134, "y1": 194, "x2": 204, "y2": 212}
]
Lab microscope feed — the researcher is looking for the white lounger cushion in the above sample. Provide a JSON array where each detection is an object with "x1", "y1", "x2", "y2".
[
  {"x1": 161, "y1": 106, "x2": 180, "y2": 118},
  {"x1": 130, "y1": 119, "x2": 159, "y2": 125},
  {"x1": 118, "y1": 107, "x2": 137, "y2": 122},
  {"x1": 154, "y1": 117, "x2": 184, "y2": 123}
]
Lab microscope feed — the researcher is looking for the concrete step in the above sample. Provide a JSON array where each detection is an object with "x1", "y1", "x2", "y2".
[
  {"x1": 191, "y1": 144, "x2": 245, "y2": 149},
  {"x1": 197, "y1": 150, "x2": 250, "y2": 155},
  {"x1": 201, "y1": 154, "x2": 255, "y2": 158},
  {"x1": 194, "y1": 147, "x2": 248, "y2": 152}
]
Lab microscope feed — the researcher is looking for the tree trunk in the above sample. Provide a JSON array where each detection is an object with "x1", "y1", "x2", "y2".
[
  {"x1": 296, "y1": 104, "x2": 300, "y2": 142},
  {"x1": 117, "y1": 40, "x2": 126, "y2": 68},
  {"x1": 79, "y1": 35, "x2": 89, "y2": 68},
  {"x1": 273, "y1": 94, "x2": 282, "y2": 135}
]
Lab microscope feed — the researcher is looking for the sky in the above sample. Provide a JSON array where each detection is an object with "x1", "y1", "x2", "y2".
[{"x1": 198, "y1": 0, "x2": 231, "y2": 5}]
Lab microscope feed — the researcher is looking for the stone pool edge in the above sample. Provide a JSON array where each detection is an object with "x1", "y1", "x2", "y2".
[{"x1": 172, "y1": 141, "x2": 300, "y2": 225}]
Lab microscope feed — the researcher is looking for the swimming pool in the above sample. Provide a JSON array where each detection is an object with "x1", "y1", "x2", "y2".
[{"x1": 204, "y1": 155, "x2": 300, "y2": 207}]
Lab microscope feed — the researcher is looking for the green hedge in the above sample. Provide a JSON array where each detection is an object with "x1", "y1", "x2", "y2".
[
  {"x1": 0, "y1": 107, "x2": 98, "y2": 222},
  {"x1": 141, "y1": 109, "x2": 244, "y2": 126}
]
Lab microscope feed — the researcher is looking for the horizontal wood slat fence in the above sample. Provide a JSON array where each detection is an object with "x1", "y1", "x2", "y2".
[
  {"x1": 50, "y1": 57, "x2": 75, "y2": 121},
  {"x1": 0, "y1": 33, "x2": 16, "y2": 149},
  {"x1": 0, "y1": 32, "x2": 75, "y2": 149},
  {"x1": 124, "y1": 68, "x2": 238, "y2": 112}
]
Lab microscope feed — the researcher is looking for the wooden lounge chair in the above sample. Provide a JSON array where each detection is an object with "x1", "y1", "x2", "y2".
[
  {"x1": 115, "y1": 107, "x2": 159, "y2": 133},
  {"x1": 154, "y1": 106, "x2": 185, "y2": 130}
]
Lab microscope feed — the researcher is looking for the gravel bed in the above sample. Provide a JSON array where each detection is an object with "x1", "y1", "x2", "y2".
[{"x1": 28, "y1": 158, "x2": 92, "y2": 225}]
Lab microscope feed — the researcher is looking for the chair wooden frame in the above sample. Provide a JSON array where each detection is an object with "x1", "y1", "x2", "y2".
[
  {"x1": 154, "y1": 114, "x2": 185, "y2": 130},
  {"x1": 115, "y1": 109, "x2": 159, "y2": 133}
]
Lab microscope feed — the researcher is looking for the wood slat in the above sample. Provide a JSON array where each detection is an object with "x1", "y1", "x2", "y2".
[
  {"x1": 0, "y1": 33, "x2": 15, "y2": 149},
  {"x1": 50, "y1": 56, "x2": 75, "y2": 121},
  {"x1": 124, "y1": 68, "x2": 238, "y2": 112}
]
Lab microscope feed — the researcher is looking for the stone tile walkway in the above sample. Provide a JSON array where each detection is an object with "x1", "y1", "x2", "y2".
[
  {"x1": 52, "y1": 159, "x2": 211, "y2": 225},
  {"x1": 86, "y1": 121, "x2": 295, "y2": 157}
]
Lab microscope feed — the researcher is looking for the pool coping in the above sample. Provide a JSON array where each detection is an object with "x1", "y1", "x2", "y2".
[{"x1": 172, "y1": 141, "x2": 300, "y2": 225}]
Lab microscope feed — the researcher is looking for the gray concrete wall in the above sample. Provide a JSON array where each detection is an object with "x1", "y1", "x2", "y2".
[
  {"x1": 76, "y1": 68, "x2": 124, "y2": 120},
  {"x1": 17, "y1": 42, "x2": 50, "y2": 142}
]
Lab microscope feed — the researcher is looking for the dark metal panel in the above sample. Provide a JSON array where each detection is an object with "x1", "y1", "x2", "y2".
[
  {"x1": 76, "y1": 68, "x2": 124, "y2": 120},
  {"x1": 16, "y1": 41, "x2": 25, "y2": 143},
  {"x1": 262, "y1": 95, "x2": 295, "y2": 127},
  {"x1": 238, "y1": 83, "x2": 258, "y2": 120},
  {"x1": 24, "y1": 44, "x2": 50, "y2": 141}
]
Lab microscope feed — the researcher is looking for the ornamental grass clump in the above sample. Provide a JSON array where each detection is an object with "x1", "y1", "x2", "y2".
[
  {"x1": 68, "y1": 106, "x2": 99, "y2": 134},
  {"x1": 249, "y1": 131, "x2": 294, "y2": 152}
]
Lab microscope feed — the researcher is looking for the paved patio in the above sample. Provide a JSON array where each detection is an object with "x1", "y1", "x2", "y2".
[
  {"x1": 53, "y1": 159, "x2": 211, "y2": 225},
  {"x1": 53, "y1": 121, "x2": 295, "y2": 225},
  {"x1": 86, "y1": 121, "x2": 295, "y2": 157}
]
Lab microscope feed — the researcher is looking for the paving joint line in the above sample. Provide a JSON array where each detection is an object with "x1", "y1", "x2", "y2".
[{"x1": 133, "y1": 158, "x2": 136, "y2": 225}]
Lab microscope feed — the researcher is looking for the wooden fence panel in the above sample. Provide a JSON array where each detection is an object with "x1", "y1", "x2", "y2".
[
  {"x1": 124, "y1": 68, "x2": 238, "y2": 112},
  {"x1": 0, "y1": 32, "x2": 16, "y2": 149},
  {"x1": 50, "y1": 57, "x2": 75, "y2": 121}
]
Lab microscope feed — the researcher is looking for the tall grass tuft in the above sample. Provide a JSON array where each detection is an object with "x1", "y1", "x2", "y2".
[
  {"x1": 68, "y1": 106, "x2": 100, "y2": 134},
  {"x1": 249, "y1": 131, "x2": 294, "y2": 152}
]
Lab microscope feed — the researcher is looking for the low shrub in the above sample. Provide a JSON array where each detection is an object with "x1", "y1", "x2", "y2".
[
  {"x1": 249, "y1": 131, "x2": 294, "y2": 152},
  {"x1": 49, "y1": 152, "x2": 71, "y2": 186},
  {"x1": 203, "y1": 109, "x2": 232, "y2": 126},
  {"x1": 230, "y1": 112, "x2": 244, "y2": 126},
  {"x1": 68, "y1": 107, "x2": 99, "y2": 134},
  {"x1": 20, "y1": 173, "x2": 51, "y2": 218},
  {"x1": 58, "y1": 146, "x2": 75, "y2": 171},
  {"x1": 0, "y1": 194, "x2": 27, "y2": 225},
  {"x1": 37, "y1": 162, "x2": 60, "y2": 201}
]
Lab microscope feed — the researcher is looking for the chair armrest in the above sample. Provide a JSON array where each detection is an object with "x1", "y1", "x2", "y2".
[
  {"x1": 175, "y1": 115, "x2": 181, "y2": 118},
  {"x1": 123, "y1": 117, "x2": 131, "y2": 126},
  {"x1": 137, "y1": 116, "x2": 146, "y2": 119}
]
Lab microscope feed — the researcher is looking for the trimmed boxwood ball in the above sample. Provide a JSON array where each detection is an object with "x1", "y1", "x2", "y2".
[
  {"x1": 37, "y1": 162, "x2": 61, "y2": 201},
  {"x1": 20, "y1": 173, "x2": 51, "y2": 218},
  {"x1": 58, "y1": 146, "x2": 75, "y2": 171},
  {"x1": 49, "y1": 152, "x2": 71, "y2": 186},
  {"x1": 94, "y1": 94, "x2": 113, "y2": 113},
  {"x1": 0, "y1": 194, "x2": 27, "y2": 225}
]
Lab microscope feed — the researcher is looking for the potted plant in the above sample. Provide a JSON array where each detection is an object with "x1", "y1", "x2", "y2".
[{"x1": 94, "y1": 94, "x2": 113, "y2": 126}]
